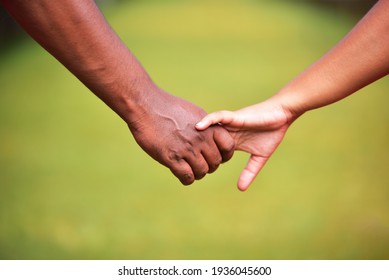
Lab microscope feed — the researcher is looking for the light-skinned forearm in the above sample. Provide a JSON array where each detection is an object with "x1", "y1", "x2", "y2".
[
  {"x1": 274, "y1": 0, "x2": 389, "y2": 120},
  {"x1": 0, "y1": 0, "x2": 150, "y2": 124},
  {"x1": 195, "y1": 0, "x2": 389, "y2": 190}
]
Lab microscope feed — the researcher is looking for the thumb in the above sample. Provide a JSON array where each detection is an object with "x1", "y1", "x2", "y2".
[
  {"x1": 237, "y1": 155, "x2": 268, "y2": 191},
  {"x1": 195, "y1": 110, "x2": 234, "y2": 130}
]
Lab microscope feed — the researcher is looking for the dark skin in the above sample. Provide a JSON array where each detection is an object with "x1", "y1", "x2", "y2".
[
  {"x1": 0, "y1": 0, "x2": 234, "y2": 185},
  {"x1": 128, "y1": 84, "x2": 233, "y2": 182}
]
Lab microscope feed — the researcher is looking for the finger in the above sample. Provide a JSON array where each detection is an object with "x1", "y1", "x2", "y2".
[
  {"x1": 195, "y1": 110, "x2": 234, "y2": 130},
  {"x1": 184, "y1": 153, "x2": 210, "y2": 180},
  {"x1": 169, "y1": 160, "x2": 196, "y2": 185},
  {"x1": 213, "y1": 126, "x2": 235, "y2": 163},
  {"x1": 200, "y1": 140, "x2": 222, "y2": 174},
  {"x1": 237, "y1": 155, "x2": 268, "y2": 191}
]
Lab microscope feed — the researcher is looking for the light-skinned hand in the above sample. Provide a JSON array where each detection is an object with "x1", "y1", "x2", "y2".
[{"x1": 196, "y1": 99, "x2": 295, "y2": 191}]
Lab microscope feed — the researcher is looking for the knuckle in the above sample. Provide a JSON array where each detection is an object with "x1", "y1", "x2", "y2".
[
  {"x1": 167, "y1": 150, "x2": 182, "y2": 162},
  {"x1": 194, "y1": 130, "x2": 206, "y2": 142}
]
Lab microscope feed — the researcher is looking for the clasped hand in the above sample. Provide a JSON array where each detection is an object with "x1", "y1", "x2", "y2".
[
  {"x1": 128, "y1": 85, "x2": 235, "y2": 186},
  {"x1": 129, "y1": 84, "x2": 293, "y2": 191}
]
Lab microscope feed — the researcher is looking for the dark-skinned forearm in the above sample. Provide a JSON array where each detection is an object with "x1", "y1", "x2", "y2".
[
  {"x1": 0, "y1": 0, "x2": 151, "y2": 124},
  {"x1": 1, "y1": 0, "x2": 236, "y2": 184}
]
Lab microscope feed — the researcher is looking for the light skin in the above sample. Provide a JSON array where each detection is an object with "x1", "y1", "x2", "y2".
[
  {"x1": 196, "y1": 0, "x2": 389, "y2": 191},
  {"x1": 0, "y1": 0, "x2": 235, "y2": 185}
]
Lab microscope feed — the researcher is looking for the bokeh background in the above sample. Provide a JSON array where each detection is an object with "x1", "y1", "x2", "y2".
[{"x1": 1, "y1": 0, "x2": 388, "y2": 259}]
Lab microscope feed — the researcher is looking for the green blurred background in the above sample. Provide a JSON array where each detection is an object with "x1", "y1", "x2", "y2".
[{"x1": 1, "y1": 0, "x2": 388, "y2": 259}]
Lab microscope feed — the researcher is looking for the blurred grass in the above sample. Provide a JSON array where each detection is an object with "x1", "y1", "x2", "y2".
[{"x1": 0, "y1": 0, "x2": 388, "y2": 259}]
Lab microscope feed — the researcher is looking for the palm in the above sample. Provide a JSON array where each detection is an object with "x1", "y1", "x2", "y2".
[{"x1": 228, "y1": 119, "x2": 289, "y2": 190}]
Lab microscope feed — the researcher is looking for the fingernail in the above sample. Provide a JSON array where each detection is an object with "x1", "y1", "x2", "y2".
[{"x1": 195, "y1": 121, "x2": 203, "y2": 128}]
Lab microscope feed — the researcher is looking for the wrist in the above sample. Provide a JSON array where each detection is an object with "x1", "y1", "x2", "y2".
[
  {"x1": 268, "y1": 90, "x2": 304, "y2": 125},
  {"x1": 109, "y1": 74, "x2": 157, "y2": 127}
]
